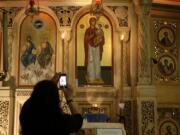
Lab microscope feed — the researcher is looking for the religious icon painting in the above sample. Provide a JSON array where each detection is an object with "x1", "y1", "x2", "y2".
[
  {"x1": 159, "y1": 120, "x2": 178, "y2": 135},
  {"x1": 152, "y1": 21, "x2": 178, "y2": 82},
  {"x1": 18, "y1": 12, "x2": 57, "y2": 86},
  {"x1": 76, "y1": 13, "x2": 113, "y2": 86},
  {"x1": 157, "y1": 55, "x2": 176, "y2": 76},
  {"x1": 157, "y1": 26, "x2": 175, "y2": 48}
]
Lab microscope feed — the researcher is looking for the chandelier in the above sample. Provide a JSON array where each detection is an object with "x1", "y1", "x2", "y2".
[
  {"x1": 25, "y1": 0, "x2": 39, "y2": 16},
  {"x1": 90, "y1": 0, "x2": 103, "y2": 18}
]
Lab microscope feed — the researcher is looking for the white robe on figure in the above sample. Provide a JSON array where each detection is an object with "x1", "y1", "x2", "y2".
[{"x1": 87, "y1": 45, "x2": 101, "y2": 82}]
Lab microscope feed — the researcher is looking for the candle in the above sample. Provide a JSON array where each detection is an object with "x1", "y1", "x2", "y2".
[
  {"x1": 93, "y1": 104, "x2": 98, "y2": 108},
  {"x1": 121, "y1": 34, "x2": 124, "y2": 41},
  {"x1": 120, "y1": 33, "x2": 124, "y2": 110},
  {"x1": 118, "y1": 102, "x2": 125, "y2": 109},
  {"x1": 61, "y1": 32, "x2": 65, "y2": 72},
  {"x1": 61, "y1": 32, "x2": 65, "y2": 40}
]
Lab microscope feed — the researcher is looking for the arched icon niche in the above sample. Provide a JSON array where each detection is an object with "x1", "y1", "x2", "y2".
[{"x1": 18, "y1": 12, "x2": 57, "y2": 86}]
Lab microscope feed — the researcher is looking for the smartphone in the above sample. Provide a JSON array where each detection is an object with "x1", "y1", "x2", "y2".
[{"x1": 59, "y1": 74, "x2": 67, "y2": 88}]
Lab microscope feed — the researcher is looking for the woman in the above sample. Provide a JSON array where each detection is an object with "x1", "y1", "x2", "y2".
[{"x1": 20, "y1": 74, "x2": 83, "y2": 135}]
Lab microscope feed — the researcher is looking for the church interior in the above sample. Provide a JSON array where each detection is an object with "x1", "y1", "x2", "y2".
[{"x1": 0, "y1": 0, "x2": 180, "y2": 135}]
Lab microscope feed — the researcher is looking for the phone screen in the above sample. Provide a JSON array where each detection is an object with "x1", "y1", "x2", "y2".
[{"x1": 59, "y1": 74, "x2": 67, "y2": 88}]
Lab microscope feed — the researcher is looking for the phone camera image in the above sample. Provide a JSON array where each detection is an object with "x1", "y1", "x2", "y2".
[{"x1": 59, "y1": 74, "x2": 67, "y2": 88}]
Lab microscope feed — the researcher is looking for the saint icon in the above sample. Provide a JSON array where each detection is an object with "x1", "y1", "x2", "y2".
[
  {"x1": 158, "y1": 56, "x2": 175, "y2": 76},
  {"x1": 160, "y1": 32, "x2": 172, "y2": 47},
  {"x1": 158, "y1": 27, "x2": 175, "y2": 47},
  {"x1": 84, "y1": 17, "x2": 105, "y2": 84}
]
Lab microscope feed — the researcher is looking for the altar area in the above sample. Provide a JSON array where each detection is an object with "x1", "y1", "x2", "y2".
[
  {"x1": 80, "y1": 122, "x2": 126, "y2": 135},
  {"x1": 0, "y1": 0, "x2": 180, "y2": 135}
]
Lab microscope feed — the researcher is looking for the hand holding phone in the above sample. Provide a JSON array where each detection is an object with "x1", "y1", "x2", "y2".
[{"x1": 51, "y1": 72, "x2": 61, "y2": 84}]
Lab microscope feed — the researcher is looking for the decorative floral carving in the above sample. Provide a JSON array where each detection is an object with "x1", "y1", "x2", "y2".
[
  {"x1": 0, "y1": 100, "x2": 9, "y2": 129},
  {"x1": 108, "y1": 6, "x2": 128, "y2": 27},
  {"x1": 16, "y1": 91, "x2": 32, "y2": 96},
  {"x1": 50, "y1": 6, "x2": 81, "y2": 26},
  {"x1": 141, "y1": 101, "x2": 155, "y2": 135},
  {"x1": 5, "y1": 7, "x2": 23, "y2": 28},
  {"x1": 124, "y1": 101, "x2": 132, "y2": 135}
]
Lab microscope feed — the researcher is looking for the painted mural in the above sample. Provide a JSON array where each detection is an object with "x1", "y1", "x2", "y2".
[
  {"x1": 76, "y1": 13, "x2": 112, "y2": 86},
  {"x1": 19, "y1": 12, "x2": 56, "y2": 86}
]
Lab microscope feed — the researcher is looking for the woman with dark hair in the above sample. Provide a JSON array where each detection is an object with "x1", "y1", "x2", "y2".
[{"x1": 20, "y1": 75, "x2": 83, "y2": 135}]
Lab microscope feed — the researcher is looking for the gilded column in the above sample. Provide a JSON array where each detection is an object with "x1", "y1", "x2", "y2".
[
  {"x1": 63, "y1": 28, "x2": 71, "y2": 74},
  {"x1": 133, "y1": 0, "x2": 152, "y2": 85},
  {"x1": 116, "y1": 28, "x2": 130, "y2": 119},
  {"x1": 118, "y1": 28, "x2": 130, "y2": 87},
  {"x1": 132, "y1": 1, "x2": 157, "y2": 135},
  {"x1": 60, "y1": 28, "x2": 72, "y2": 74}
]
